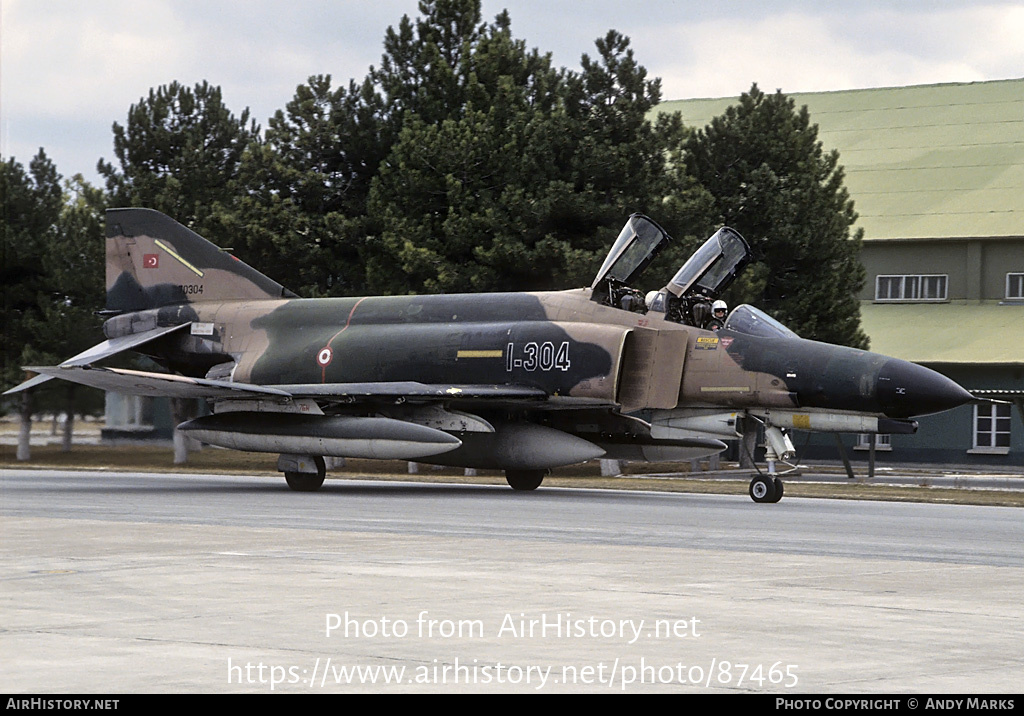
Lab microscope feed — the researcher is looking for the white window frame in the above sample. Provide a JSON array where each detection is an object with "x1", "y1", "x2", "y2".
[
  {"x1": 875, "y1": 274, "x2": 948, "y2": 302},
  {"x1": 968, "y1": 403, "x2": 1012, "y2": 455},
  {"x1": 855, "y1": 433, "x2": 891, "y2": 451},
  {"x1": 1006, "y1": 272, "x2": 1024, "y2": 300}
]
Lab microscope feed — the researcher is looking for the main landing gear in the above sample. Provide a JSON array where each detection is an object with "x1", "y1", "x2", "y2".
[
  {"x1": 280, "y1": 455, "x2": 327, "y2": 492},
  {"x1": 505, "y1": 469, "x2": 546, "y2": 491},
  {"x1": 749, "y1": 474, "x2": 784, "y2": 503}
]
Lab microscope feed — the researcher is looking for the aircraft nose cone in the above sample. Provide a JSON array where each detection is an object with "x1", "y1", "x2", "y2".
[{"x1": 876, "y1": 359, "x2": 974, "y2": 418}]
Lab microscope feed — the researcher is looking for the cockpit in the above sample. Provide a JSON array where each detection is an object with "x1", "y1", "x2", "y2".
[
  {"x1": 723, "y1": 304, "x2": 799, "y2": 338},
  {"x1": 591, "y1": 214, "x2": 754, "y2": 332}
]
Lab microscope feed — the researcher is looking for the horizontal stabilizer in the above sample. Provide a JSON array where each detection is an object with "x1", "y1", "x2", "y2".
[
  {"x1": 3, "y1": 373, "x2": 55, "y2": 396},
  {"x1": 21, "y1": 365, "x2": 292, "y2": 399},
  {"x1": 3, "y1": 323, "x2": 190, "y2": 396}
]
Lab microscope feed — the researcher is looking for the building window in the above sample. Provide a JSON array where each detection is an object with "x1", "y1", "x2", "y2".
[
  {"x1": 855, "y1": 433, "x2": 891, "y2": 451},
  {"x1": 875, "y1": 274, "x2": 948, "y2": 302},
  {"x1": 971, "y1": 403, "x2": 1011, "y2": 453},
  {"x1": 1007, "y1": 273, "x2": 1024, "y2": 300}
]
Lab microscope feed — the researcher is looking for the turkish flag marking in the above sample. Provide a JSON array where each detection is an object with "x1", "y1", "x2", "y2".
[{"x1": 143, "y1": 254, "x2": 159, "y2": 268}]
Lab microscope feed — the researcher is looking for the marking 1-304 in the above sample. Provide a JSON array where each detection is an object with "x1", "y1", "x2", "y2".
[{"x1": 506, "y1": 341, "x2": 571, "y2": 372}]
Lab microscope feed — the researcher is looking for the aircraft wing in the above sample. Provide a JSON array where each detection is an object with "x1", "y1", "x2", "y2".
[
  {"x1": 3, "y1": 323, "x2": 191, "y2": 395},
  {"x1": 274, "y1": 382, "x2": 549, "y2": 401},
  {"x1": 19, "y1": 365, "x2": 550, "y2": 404}
]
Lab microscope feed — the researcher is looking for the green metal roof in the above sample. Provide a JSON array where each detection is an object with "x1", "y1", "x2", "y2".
[
  {"x1": 859, "y1": 302, "x2": 1024, "y2": 364},
  {"x1": 654, "y1": 79, "x2": 1024, "y2": 241}
]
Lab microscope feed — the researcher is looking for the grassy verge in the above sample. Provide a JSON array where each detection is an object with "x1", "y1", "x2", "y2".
[{"x1": 3, "y1": 443, "x2": 1022, "y2": 507}]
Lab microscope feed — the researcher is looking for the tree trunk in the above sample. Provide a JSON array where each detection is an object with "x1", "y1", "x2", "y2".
[
  {"x1": 17, "y1": 391, "x2": 32, "y2": 461},
  {"x1": 61, "y1": 385, "x2": 75, "y2": 453}
]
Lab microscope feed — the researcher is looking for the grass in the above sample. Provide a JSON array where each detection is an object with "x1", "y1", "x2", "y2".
[{"x1": 3, "y1": 443, "x2": 1023, "y2": 508}]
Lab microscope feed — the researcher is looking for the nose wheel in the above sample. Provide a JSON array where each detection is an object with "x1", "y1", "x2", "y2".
[{"x1": 749, "y1": 475, "x2": 784, "y2": 503}]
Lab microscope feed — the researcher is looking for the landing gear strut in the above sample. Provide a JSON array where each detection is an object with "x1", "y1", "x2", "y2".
[{"x1": 505, "y1": 469, "x2": 546, "y2": 491}]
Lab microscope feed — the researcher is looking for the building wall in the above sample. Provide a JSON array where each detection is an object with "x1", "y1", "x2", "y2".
[
  {"x1": 853, "y1": 237, "x2": 1023, "y2": 467},
  {"x1": 859, "y1": 238, "x2": 1024, "y2": 302},
  {"x1": 985, "y1": 242, "x2": 1024, "y2": 300}
]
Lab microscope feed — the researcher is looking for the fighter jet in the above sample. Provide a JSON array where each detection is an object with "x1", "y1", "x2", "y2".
[{"x1": 5, "y1": 209, "x2": 974, "y2": 502}]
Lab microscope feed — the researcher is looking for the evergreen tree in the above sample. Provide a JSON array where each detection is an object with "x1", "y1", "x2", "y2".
[
  {"x1": 2, "y1": 150, "x2": 64, "y2": 390},
  {"x1": 26, "y1": 174, "x2": 107, "y2": 369},
  {"x1": 365, "y1": 5, "x2": 579, "y2": 294},
  {"x1": 684, "y1": 84, "x2": 868, "y2": 348},
  {"x1": 365, "y1": 3, "x2": 708, "y2": 294},
  {"x1": 226, "y1": 74, "x2": 386, "y2": 296},
  {"x1": 2, "y1": 151, "x2": 105, "y2": 454},
  {"x1": 97, "y1": 80, "x2": 259, "y2": 245},
  {"x1": 374, "y1": 0, "x2": 488, "y2": 129}
]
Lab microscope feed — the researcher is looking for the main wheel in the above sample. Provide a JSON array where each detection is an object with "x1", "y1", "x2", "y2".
[
  {"x1": 749, "y1": 475, "x2": 776, "y2": 503},
  {"x1": 285, "y1": 456, "x2": 326, "y2": 492},
  {"x1": 771, "y1": 476, "x2": 785, "y2": 503},
  {"x1": 505, "y1": 469, "x2": 545, "y2": 491}
]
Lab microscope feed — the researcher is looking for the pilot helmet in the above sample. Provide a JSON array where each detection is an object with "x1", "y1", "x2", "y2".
[
  {"x1": 645, "y1": 290, "x2": 667, "y2": 313},
  {"x1": 712, "y1": 299, "x2": 728, "y2": 314}
]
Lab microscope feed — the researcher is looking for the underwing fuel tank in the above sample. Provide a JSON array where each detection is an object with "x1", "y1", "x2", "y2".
[
  {"x1": 650, "y1": 409, "x2": 919, "y2": 439},
  {"x1": 177, "y1": 413, "x2": 462, "y2": 460},
  {"x1": 419, "y1": 422, "x2": 606, "y2": 470},
  {"x1": 593, "y1": 439, "x2": 727, "y2": 463}
]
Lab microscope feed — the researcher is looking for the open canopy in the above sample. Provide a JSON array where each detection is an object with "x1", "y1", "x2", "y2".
[
  {"x1": 665, "y1": 227, "x2": 750, "y2": 300},
  {"x1": 591, "y1": 214, "x2": 671, "y2": 289}
]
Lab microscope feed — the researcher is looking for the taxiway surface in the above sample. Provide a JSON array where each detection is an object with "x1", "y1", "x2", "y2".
[{"x1": 2, "y1": 469, "x2": 1022, "y2": 693}]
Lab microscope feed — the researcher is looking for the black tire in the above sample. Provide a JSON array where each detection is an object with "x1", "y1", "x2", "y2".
[
  {"x1": 285, "y1": 456, "x2": 326, "y2": 492},
  {"x1": 749, "y1": 475, "x2": 776, "y2": 503},
  {"x1": 771, "y1": 476, "x2": 785, "y2": 503},
  {"x1": 505, "y1": 469, "x2": 545, "y2": 491}
]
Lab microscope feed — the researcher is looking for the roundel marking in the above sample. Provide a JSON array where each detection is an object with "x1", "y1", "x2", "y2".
[{"x1": 317, "y1": 347, "x2": 334, "y2": 367}]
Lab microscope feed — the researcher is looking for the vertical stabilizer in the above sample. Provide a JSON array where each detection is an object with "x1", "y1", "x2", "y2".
[{"x1": 105, "y1": 208, "x2": 295, "y2": 313}]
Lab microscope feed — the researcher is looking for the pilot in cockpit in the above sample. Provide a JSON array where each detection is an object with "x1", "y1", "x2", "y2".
[{"x1": 707, "y1": 300, "x2": 728, "y2": 331}]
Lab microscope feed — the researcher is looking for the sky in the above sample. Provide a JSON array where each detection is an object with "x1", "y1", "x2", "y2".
[{"x1": 2, "y1": 0, "x2": 1022, "y2": 186}]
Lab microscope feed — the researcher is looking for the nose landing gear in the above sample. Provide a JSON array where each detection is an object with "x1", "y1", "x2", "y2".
[{"x1": 749, "y1": 474, "x2": 784, "y2": 503}]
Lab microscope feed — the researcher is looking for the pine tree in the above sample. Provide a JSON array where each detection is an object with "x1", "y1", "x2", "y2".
[
  {"x1": 2, "y1": 151, "x2": 105, "y2": 454},
  {"x1": 684, "y1": 84, "x2": 868, "y2": 348},
  {"x1": 226, "y1": 75, "x2": 385, "y2": 296},
  {"x1": 364, "y1": 4, "x2": 708, "y2": 294},
  {"x1": 97, "y1": 80, "x2": 259, "y2": 245},
  {"x1": 2, "y1": 150, "x2": 64, "y2": 389}
]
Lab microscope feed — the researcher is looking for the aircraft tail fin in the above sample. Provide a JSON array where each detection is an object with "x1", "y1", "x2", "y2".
[{"x1": 105, "y1": 208, "x2": 296, "y2": 313}]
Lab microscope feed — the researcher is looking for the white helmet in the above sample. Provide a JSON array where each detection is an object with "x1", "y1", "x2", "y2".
[{"x1": 712, "y1": 300, "x2": 728, "y2": 312}]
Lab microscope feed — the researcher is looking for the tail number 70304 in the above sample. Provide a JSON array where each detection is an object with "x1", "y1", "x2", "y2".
[{"x1": 506, "y1": 341, "x2": 571, "y2": 373}]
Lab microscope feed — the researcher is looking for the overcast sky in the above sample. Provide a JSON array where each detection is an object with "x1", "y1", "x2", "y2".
[{"x1": 3, "y1": 0, "x2": 1022, "y2": 185}]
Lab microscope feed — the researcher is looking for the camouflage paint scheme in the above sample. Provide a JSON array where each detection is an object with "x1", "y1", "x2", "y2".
[{"x1": 9, "y1": 209, "x2": 974, "y2": 499}]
